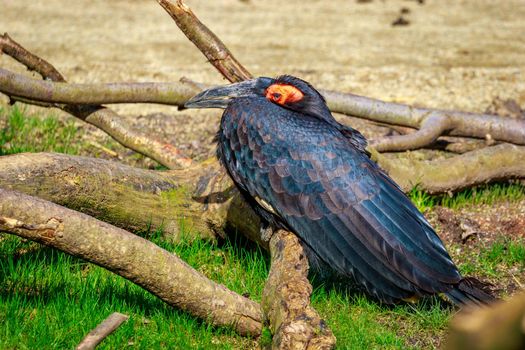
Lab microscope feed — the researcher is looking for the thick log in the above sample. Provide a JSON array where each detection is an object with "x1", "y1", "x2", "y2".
[
  {"x1": 262, "y1": 230, "x2": 336, "y2": 349},
  {"x1": 0, "y1": 189, "x2": 263, "y2": 337},
  {"x1": 0, "y1": 152, "x2": 262, "y2": 243}
]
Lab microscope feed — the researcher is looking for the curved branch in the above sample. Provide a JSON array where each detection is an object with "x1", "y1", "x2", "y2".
[
  {"x1": 157, "y1": 0, "x2": 252, "y2": 83},
  {"x1": 371, "y1": 114, "x2": 452, "y2": 152},
  {"x1": 0, "y1": 188, "x2": 263, "y2": 337},
  {"x1": 323, "y1": 90, "x2": 525, "y2": 147}
]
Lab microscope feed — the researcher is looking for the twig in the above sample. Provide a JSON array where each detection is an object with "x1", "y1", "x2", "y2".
[
  {"x1": 76, "y1": 312, "x2": 129, "y2": 350},
  {"x1": 0, "y1": 34, "x2": 193, "y2": 169},
  {"x1": 262, "y1": 229, "x2": 336, "y2": 349},
  {"x1": 157, "y1": 0, "x2": 252, "y2": 83},
  {"x1": 0, "y1": 188, "x2": 263, "y2": 337}
]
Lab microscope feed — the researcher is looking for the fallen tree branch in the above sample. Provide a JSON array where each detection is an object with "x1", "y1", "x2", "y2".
[
  {"x1": 0, "y1": 152, "x2": 262, "y2": 243},
  {"x1": 3, "y1": 66, "x2": 523, "y2": 152},
  {"x1": 76, "y1": 312, "x2": 129, "y2": 350},
  {"x1": 1, "y1": 149, "x2": 523, "y2": 245},
  {"x1": 370, "y1": 114, "x2": 451, "y2": 152},
  {"x1": 0, "y1": 34, "x2": 193, "y2": 169},
  {"x1": 0, "y1": 188, "x2": 263, "y2": 337},
  {"x1": 444, "y1": 292, "x2": 525, "y2": 350},
  {"x1": 371, "y1": 143, "x2": 525, "y2": 193},
  {"x1": 262, "y1": 229, "x2": 336, "y2": 349},
  {"x1": 157, "y1": 0, "x2": 252, "y2": 83}
]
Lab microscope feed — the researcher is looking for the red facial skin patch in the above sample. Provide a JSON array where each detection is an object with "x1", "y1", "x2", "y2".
[{"x1": 265, "y1": 84, "x2": 304, "y2": 105}]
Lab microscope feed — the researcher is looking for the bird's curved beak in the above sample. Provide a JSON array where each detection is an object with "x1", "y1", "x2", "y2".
[{"x1": 184, "y1": 79, "x2": 260, "y2": 109}]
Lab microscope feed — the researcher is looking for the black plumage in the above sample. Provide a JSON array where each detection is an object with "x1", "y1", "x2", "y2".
[{"x1": 185, "y1": 75, "x2": 493, "y2": 305}]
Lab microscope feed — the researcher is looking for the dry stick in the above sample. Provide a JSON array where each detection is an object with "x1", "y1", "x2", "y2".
[
  {"x1": 0, "y1": 188, "x2": 263, "y2": 337},
  {"x1": 262, "y1": 230, "x2": 336, "y2": 349},
  {"x1": 157, "y1": 0, "x2": 252, "y2": 83},
  {"x1": 0, "y1": 34, "x2": 193, "y2": 169},
  {"x1": 76, "y1": 312, "x2": 129, "y2": 350}
]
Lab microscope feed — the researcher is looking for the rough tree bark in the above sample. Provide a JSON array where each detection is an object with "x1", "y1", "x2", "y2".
[
  {"x1": 262, "y1": 230, "x2": 336, "y2": 349},
  {"x1": 0, "y1": 188, "x2": 263, "y2": 337}
]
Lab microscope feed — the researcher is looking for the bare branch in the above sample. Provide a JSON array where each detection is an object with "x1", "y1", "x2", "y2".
[
  {"x1": 0, "y1": 32, "x2": 65, "y2": 82},
  {"x1": 371, "y1": 143, "x2": 525, "y2": 193},
  {"x1": 0, "y1": 35, "x2": 193, "y2": 169},
  {"x1": 371, "y1": 114, "x2": 451, "y2": 152},
  {"x1": 0, "y1": 68, "x2": 196, "y2": 106},
  {"x1": 262, "y1": 229, "x2": 336, "y2": 349},
  {"x1": 0, "y1": 188, "x2": 263, "y2": 337},
  {"x1": 323, "y1": 90, "x2": 525, "y2": 148},
  {"x1": 76, "y1": 312, "x2": 129, "y2": 350},
  {"x1": 157, "y1": 0, "x2": 252, "y2": 83}
]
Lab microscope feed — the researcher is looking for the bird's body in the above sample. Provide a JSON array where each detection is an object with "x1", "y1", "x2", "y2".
[{"x1": 186, "y1": 75, "x2": 493, "y2": 305}]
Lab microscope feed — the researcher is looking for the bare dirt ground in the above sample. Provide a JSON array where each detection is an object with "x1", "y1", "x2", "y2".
[{"x1": 1, "y1": 0, "x2": 524, "y2": 291}]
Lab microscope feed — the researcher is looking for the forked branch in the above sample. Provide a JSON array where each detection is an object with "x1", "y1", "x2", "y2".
[{"x1": 0, "y1": 33, "x2": 193, "y2": 169}]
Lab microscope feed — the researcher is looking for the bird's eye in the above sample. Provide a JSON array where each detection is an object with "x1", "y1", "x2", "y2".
[{"x1": 265, "y1": 83, "x2": 304, "y2": 105}]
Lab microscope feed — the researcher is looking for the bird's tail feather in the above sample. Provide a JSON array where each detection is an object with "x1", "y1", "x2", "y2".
[{"x1": 444, "y1": 277, "x2": 496, "y2": 306}]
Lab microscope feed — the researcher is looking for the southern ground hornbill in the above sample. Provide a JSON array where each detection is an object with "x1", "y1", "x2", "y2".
[{"x1": 185, "y1": 75, "x2": 494, "y2": 305}]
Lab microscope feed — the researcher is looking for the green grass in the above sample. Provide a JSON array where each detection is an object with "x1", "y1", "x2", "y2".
[
  {"x1": 457, "y1": 238, "x2": 525, "y2": 278},
  {"x1": 409, "y1": 183, "x2": 525, "y2": 212},
  {"x1": 1, "y1": 106, "x2": 524, "y2": 349},
  {"x1": 0, "y1": 106, "x2": 81, "y2": 156}
]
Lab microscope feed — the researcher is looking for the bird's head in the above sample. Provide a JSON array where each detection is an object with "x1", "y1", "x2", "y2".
[{"x1": 185, "y1": 75, "x2": 334, "y2": 123}]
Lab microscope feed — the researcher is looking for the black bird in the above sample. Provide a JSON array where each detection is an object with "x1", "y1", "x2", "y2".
[{"x1": 185, "y1": 75, "x2": 493, "y2": 305}]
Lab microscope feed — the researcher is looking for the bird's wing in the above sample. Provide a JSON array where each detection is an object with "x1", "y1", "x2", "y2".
[{"x1": 224, "y1": 112, "x2": 461, "y2": 302}]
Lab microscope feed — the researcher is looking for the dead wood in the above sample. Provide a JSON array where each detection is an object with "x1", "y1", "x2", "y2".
[
  {"x1": 0, "y1": 152, "x2": 263, "y2": 243},
  {"x1": 0, "y1": 33, "x2": 192, "y2": 169},
  {"x1": 371, "y1": 143, "x2": 525, "y2": 194},
  {"x1": 324, "y1": 90, "x2": 525, "y2": 150},
  {"x1": 157, "y1": 0, "x2": 252, "y2": 83},
  {"x1": 76, "y1": 312, "x2": 129, "y2": 350},
  {"x1": 262, "y1": 229, "x2": 336, "y2": 349},
  {"x1": 444, "y1": 292, "x2": 525, "y2": 350},
  {"x1": 0, "y1": 188, "x2": 263, "y2": 337},
  {"x1": 3, "y1": 64, "x2": 524, "y2": 154}
]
